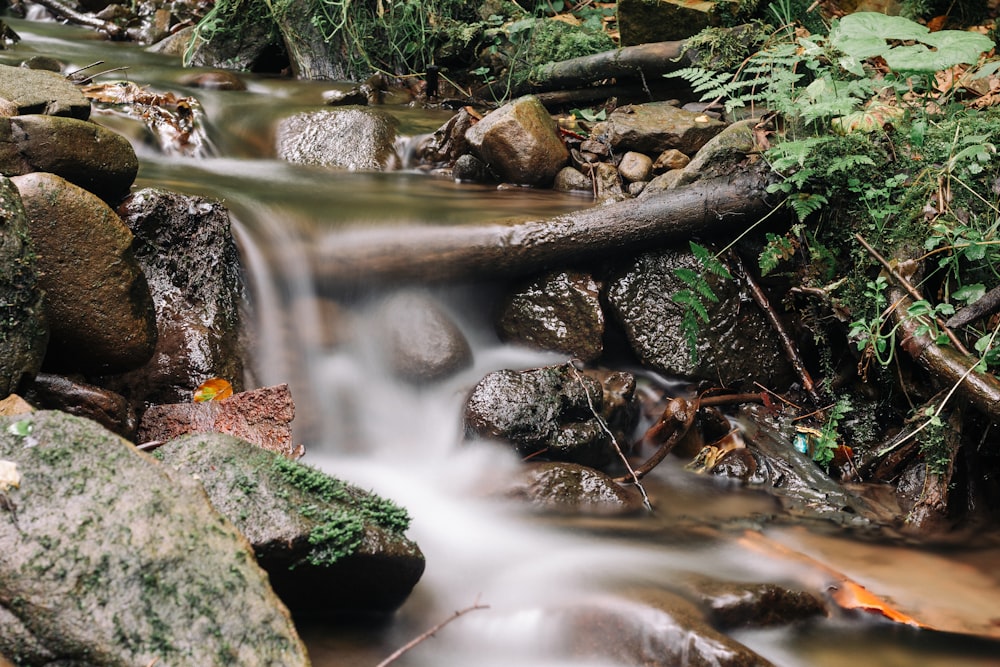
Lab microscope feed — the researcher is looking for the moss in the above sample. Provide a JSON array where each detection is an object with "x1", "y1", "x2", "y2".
[
  {"x1": 302, "y1": 509, "x2": 365, "y2": 567},
  {"x1": 525, "y1": 18, "x2": 614, "y2": 69}
]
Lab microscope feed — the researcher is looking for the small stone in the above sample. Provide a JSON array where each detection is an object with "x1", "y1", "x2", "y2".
[
  {"x1": 617, "y1": 151, "x2": 653, "y2": 183},
  {"x1": 653, "y1": 148, "x2": 691, "y2": 172},
  {"x1": 553, "y1": 165, "x2": 592, "y2": 193}
]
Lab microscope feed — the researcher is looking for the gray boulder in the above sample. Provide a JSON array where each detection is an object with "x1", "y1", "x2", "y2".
[
  {"x1": 276, "y1": 107, "x2": 399, "y2": 170},
  {"x1": 0, "y1": 64, "x2": 90, "y2": 119},
  {"x1": 465, "y1": 95, "x2": 569, "y2": 187},
  {"x1": 104, "y1": 189, "x2": 246, "y2": 409},
  {"x1": 464, "y1": 363, "x2": 637, "y2": 467},
  {"x1": 371, "y1": 291, "x2": 472, "y2": 383},
  {"x1": 504, "y1": 461, "x2": 645, "y2": 515},
  {"x1": 0, "y1": 411, "x2": 310, "y2": 666},
  {"x1": 591, "y1": 101, "x2": 726, "y2": 156},
  {"x1": 0, "y1": 176, "x2": 47, "y2": 398},
  {"x1": 496, "y1": 270, "x2": 604, "y2": 362},
  {"x1": 155, "y1": 432, "x2": 425, "y2": 615},
  {"x1": 605, "y1": 247, "x2": 793, "y2": 388},
  {"x1": 11, "y1": 172, "x2": 157, "y2": 375},
  {"x1": 0, "y1": 115, "x2": 138, "y2": 203}
]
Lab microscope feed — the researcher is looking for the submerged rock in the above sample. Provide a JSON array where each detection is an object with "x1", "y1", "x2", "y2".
[
  {"x1": 105, "y1": 188, "x2": 246, "y2": 410},
  {"x1": 465, "y1": 362, "x2": 637, "y2": 467},
  {"x1": 465, "y1": 95, "x2": 569, "y2": 187},
  {"x1": 155, "y1": 432, "x2": 425, "y2": 615},
  {"x1": 11, "y1": 172, "x2": 157, "y2": 375},
  {"x1": 505, "y1": 461, "x2": 645, "y2": 515},
  {"x1": 0, "y1": 411, "x2": 310, "y2": 666},
  {"x1": 276, "y1": 107, "x2": 399, "y2": 170},
  {"x1": 0, "y1": 176, "x2": 46, "y2": 399},
  {"x1": 605, "y1": 247, "x2": 793, "y2": 388},
  {"x1": 496, "y1": 270, "x2": 604, "y2": 362}
]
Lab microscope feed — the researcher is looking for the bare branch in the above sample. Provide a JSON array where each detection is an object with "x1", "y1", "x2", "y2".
[{"x1": 374, "y1": 603, "x2": 490, "y2": 667}]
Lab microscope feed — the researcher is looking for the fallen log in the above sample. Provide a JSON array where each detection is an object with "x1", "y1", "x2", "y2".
[
  {"x1": 312, "y1": 169, "x2": 778, "y2": 285},
  {"x1": 479, "y1": 40, "x2": 690, "y2": 100}
]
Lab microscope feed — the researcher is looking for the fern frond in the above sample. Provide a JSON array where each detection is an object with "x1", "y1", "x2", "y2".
[{"x1": 788, "y1": 193, "x2": 829, "y2": 222}]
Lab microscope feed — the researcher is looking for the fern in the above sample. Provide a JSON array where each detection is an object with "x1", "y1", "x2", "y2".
[
  {"x1": 671, "y1": 242, "x2": 732, "y2": 363},
  {"x1": 759, "y1": 226, "x2": 801, "y2": 276}
]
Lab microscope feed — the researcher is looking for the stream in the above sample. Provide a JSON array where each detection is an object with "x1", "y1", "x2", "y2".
[{"x1": 4, "y1": 16, "x2": 1000, "y2": 667}]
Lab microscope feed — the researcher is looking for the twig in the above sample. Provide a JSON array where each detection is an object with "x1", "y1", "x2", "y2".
[
  {"x1": 568, "y1": 363, "x2": 652, "y2": 510},
  {"x1": 29, "y1": 0, "x2": 125, "y2": 38},
  {"x1": 730, "y1": 252, "x2": 823, "y2": 406},
  {"x1": 698, "y1": 392, "x2": 765, "y2": 408},
  {"x1": 374, "y1": 603, "x2": 489, "y2": 667},
  {"x1": 614, "y1": 396, "x2": 698, "y2": 483},
  {"x1": 854, "y1": 233, "x2": 970, "y2": 355}
]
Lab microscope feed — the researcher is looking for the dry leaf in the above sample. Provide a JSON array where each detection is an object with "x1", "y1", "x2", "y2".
[{"x1": 193, "y1": 378, "x2": 234, "y2": 403}]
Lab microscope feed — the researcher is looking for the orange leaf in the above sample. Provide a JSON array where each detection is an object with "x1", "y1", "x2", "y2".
[
  {"x1": 193, "y1": 378, "x2": 233, "y2": 403},
  {"x1": 926, "y1": 15, "x2": 948, "y2": 32},
  {"x1": 831, "y1": 580, "x2": 926, "y2": 627}
]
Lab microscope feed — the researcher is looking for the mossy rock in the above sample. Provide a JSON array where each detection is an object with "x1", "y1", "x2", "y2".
[
  {"x1": 0, "y1": 411, "x2": 309, "y2": 666},
  {"x1": 155, "y1": 433, "x2": 425, "y2": 615}
]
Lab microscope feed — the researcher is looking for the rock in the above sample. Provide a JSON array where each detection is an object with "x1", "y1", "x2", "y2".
[
  {"x1": 138, "y1": 384, "x2": 301, "y2": 459},
  {"x1": 593, "y1": 161, "x2": 625, "y2": 202},
  {"x1": 496, "y1": 270, "x2": 605, "y2": 362},
  {"x1": 671, "y1": 118, "x2": 759, "y2": 188},
  {"x1": 0, "y1": 176, "x2": 47, "y2": 398},
  {"x1": 617, "y1": 0, "x2": 716, "y2": 45},
  {"x1": 177, "y1": 70, "x2": 247, "y2": 90},
  {"x1": 371, "y1": 291, "x2": 472, "y2": 383},
  {"x1": 0, "y1": 411, "x2": 310, "y2": 666},
  {"x1": 464, "y1": 362, "x2": 637, "y2": 467},
  {"x1": 591, "y1": 101, "x2": 727, "y2": 157},
  {"x1": 553, "y1": 165, "x2": 591, "y2": 192},
  {"x1": 653, "y1": 147, "x2": 690, "y2": 172},
  {"x1": 0, "y1": 394, "x2": 32, "y2": 416},
  {"x1": 0, "y1": 115, "x2": 138, "y2": 203},
  {"x1": 678, "y1": 577, "x2": 827, "y2": 628},
  {"x1": 416, "y1": 108, "x2": 476, "y2": 168},
  {"x1": 183, "y1": 20, "x2": 278, "y2": 73},
  {"x1": 11, "y1": 172, "x2": 157, "y2": 375},
  {"x1": 276, "y1": 107, "x2": 399, "y2": 170},
  {"x1": 605, "y1": 247, "x2": 793, "y2": 388},
  {"x1": 554, "y1": 592, "x2": 775, "y2": 666},
  {"x1": 617, "y1": 150, "x2": 653, "y2": 183},
  {"x1": 641, "y1": 168, "x2": 685, "y2": 195},
  {"x1": 0, "y1": 64, "x2": 90, "y2": 119},
  {"x1": 505, "y1": 461, "x2": 645, "y2": 515},
  {"x1": 25, "y1": 373, "x2": 136, "y2": 439},
  {"x1": 104, "y1": 189, "x2": 246, "y2": 409},
  {"x1": 155, "y1": 432, "x2": 425, "y2": 614},
  {"x1": 627, "y1": 180, "x2": 646, "y2": 196},
  {"x1": 465, "y1": 95, "x2": 569, "y2": 187},
  {"x1": 452, "y1": 153, "x2": 495, "y2": 183}
]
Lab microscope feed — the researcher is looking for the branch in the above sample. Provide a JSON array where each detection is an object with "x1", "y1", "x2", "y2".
[
  {"x1": 374, "y1": 603, "x2": 489, "y2": 667},
  {"x1": 614, "y1": 396, "x2": 698, "y2": 483},
  {"x1": 30, "y1": 0, "x2": 125, "y2": 38}
]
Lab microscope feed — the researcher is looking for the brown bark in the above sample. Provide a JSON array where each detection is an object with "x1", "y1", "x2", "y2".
[{"x1": 312, "y1": 169, "x2": 777, "y2": 285}]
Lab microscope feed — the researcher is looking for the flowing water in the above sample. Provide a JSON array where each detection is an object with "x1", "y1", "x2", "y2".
[{"x1": 5, "y1": 17, "x2": 1000, "y2": 666}]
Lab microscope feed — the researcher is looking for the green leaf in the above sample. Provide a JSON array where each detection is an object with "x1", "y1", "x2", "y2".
[{"x1": 955, "y1": 284, "x2": 987, "y2": 305}]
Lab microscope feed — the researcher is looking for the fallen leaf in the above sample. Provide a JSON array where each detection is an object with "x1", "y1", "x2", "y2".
[
  {"x1": 831, "y1": 580, "x2": 926, "y2": 626},
  {"x1": 0, "y1": 460, "x2": 20, "y2": 492},
  {"x1": 193, "y1": 378, "x2": 234, "y2": 403}
]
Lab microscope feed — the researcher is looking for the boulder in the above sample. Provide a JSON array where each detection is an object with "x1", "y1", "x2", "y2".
[
  {"x1": 0, "y1": 411, "x2": 310, "y2": 666},
  {"x1": 276, "y1": 107, "x2": 399, "y2": 170},
  {"x1": 465, "y1": 95, "x2": 569, "y2": 187},
  {"x1": 617, "y1": 0, "x2": 717, "y2": 46},
  {"x1": 138, "y1": 384, "x2": 300, "y2": 459},
  {"x1": 464, "y1": 362, "x2": 637, "y2": 467},
  {"x1": 0, "y1": 115, "x2": 138, "y2": 203},
  {"x1": 0, "y1": 176, "x2": 47, "y2": 398},
  {"x1": 591, "y1": 101, "x2": 727, "y2": 157},
  {"x1": 676, "y1": 577, "x2": 827, "y2": 628},
  {"x1": 11, "y1": 172, "x2": 157, "y2": 375},
  {"x1": 104, "y1": 188, "x2": 246, "y2": 409},
  {"x1": 183, "y1": 20, "x2": 278, "y2": 73},
  {"x1": 370, "y1": 291, "x2": 472, "y2": 384},
  {"x1": 605, "y1": 247, "x2": 793, "y2": 388},
  {"x1": 496, "y1": 270, "x2": 605, "y2": 362},
  {"x1": 0, "y1": 64, "x2": 90, "y2": 119},
  {"x1": 670, "y1": 118, "x2": 759, "y2": 188},
  {"x1": 155, "y1": 432, "x2": 425, "y2": 614},
  {"x1": 504, "y1": 461, "x2": 645, "y2": 515}
]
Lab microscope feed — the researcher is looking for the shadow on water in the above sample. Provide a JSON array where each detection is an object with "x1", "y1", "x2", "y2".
[{"x1": 6, "y1": 16, "x2": 1000, "y2": 666}]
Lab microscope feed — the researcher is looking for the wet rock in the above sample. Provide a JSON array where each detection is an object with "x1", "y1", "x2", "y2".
[
  {"x1": 183, "y1": 19, "x2": 277, "y2": 73},
  {"x1": 416, "y1": 108, "x2": 475, "y2": 168},
  {"x1": 371, "y1": 291, "x2": 472, "y2": 384},
  {"x1": 138, "y1": 384, "x2": 301, "y2": 459},
  {"x1": 505, "y1": 461, "x2": 645, "y2": 515},
  {"x1": 556, "y1": 593, "x2": 775, "y2": 666},
  {"x1": 0, "y1": 176, "x2": 46, "y2": 398},
  {"x1": 104, "y1": 188, "x2": 246, "y2": 410},
  {"x1": 0, "y1": 115, "x2": 138, "y2": 203},
  {"x1": 671, "y1": 118, "x2": 759, "y2": 189},
  {"x1": 553, "y1": 165, "x2": 591, "y2": 193},
  {"x1": 617, "y1": 150, "x2": 653, "y2": 183},
  {"x1": 25, "y1": 373, "x2": 136, "y2": 439},
  {"x1": 452, "y1": 153, "x2": 495, "y2": 183},
  {"x1": 605, "y1": 247, "x2": 793, "y2": 388},
  {"x1": 0, "y1": 411, "x2": 310, "y2": 666},
  {"x1": 11, "y1": 172, "x2": 157, "y2": 375},
  {"x1": 591, "y1": 101, "x2": 726, "y2": 157},
  {"x1": 496, "y1": 270, "x2": 604, "y2": 362},
  {"x1": 177, "y1": 70, "x2": 247, "y2": 91},
  {"x1": 464, "y1": 362, "x2": 637, "y2": 467},
  {"x1": 155, "y1": 432, "x2": 425, "y2": 615},
  {"x1": 276, "y1": 107, "x2": 399, "y2": 170},
  {"x1": 678, "y1": 576, "x2": 827, "y2": 628},
  {"x1": 0, "y1": 64, "x2": 90, "y2": 119},
  {"x1": 465, "y1": 95, "x2": 569, "y2": 187}
]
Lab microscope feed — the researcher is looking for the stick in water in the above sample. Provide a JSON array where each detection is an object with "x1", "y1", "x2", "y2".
[{"x1": 374, "y1": 602, "x2": 490, "y2": 667}]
